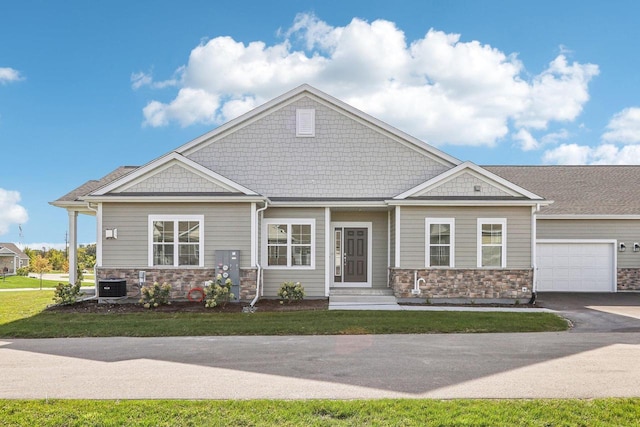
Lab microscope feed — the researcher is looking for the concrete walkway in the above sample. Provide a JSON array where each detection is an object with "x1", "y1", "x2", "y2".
[{"x1": 329, "y1": 302, "x2": 552, "y2": 312}]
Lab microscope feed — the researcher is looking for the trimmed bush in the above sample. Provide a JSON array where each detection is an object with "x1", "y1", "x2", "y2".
[
  {"x1": 204, "y1": 274, "x2": 235, "y2": 308},
  {"x1": 139, "y1": 282, "x2": 172, "y2": 309},
  {"x1": 278, "y1": 281, "x2": 305, "y2": 303},
  {"x1": 53, "y1": 282, "x2": 82, "y2": 305}
]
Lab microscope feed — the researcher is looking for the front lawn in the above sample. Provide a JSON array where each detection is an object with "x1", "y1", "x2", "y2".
[
  {"x1": 0, "y1": 275, "x2": 93, "y2": 289},
  {"x1": 1, "y1": 398, "x2": 638, "y2": 426},
  {"x1": 0, "y1": 291, "x2": 567, "y2": 338}
]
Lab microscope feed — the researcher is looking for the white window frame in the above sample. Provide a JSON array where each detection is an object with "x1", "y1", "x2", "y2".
[
  {"x1": 425, "y1": 218, "x2": 455, "y2": 268},
  {"x1": 262, "y1": 218, "x2": 315, "y2": 269},
  {"x1": 477, "y1": 218, "x2": 507, "y2": 268},
  {"x1": 148, "y1": 215, "x2": 204, "y2": 267},
  {"x1": 296, "y1": 109, "x2": 315, "y2": 137}
]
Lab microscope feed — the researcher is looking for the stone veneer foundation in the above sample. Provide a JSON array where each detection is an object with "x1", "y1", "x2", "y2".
[
  {"x1": 617, "y1": 268, "x2": 640, "y2": 291},
  {"x1": 96, "y1": 267, "x2": 258, "y2": 301},
  {"x1": 389, "y1": 268, "x2": 533, "y2": 300}
]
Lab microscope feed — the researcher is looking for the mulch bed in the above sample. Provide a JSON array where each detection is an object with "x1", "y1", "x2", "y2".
[{"x1": 46, "y1": 298, "x2": 329, "y2": 314}]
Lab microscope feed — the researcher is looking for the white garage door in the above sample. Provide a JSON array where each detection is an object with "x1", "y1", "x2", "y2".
[{"x1": 536, "y1": 241, "x2": 615, "y2": 292}]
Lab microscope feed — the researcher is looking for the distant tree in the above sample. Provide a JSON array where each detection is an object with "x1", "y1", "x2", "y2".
[
  {"x1": 32, "y1": 255, "x2": 51, "y2": 290},
  {"x1": 46, "y1": 249, "x2": 65, "y2": 271},
  {"x1": 23, "y1": 247, "x2": 39, "y2": 271}
]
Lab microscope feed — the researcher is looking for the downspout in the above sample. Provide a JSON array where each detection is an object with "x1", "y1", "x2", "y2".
[
  {"x1": 250, "y1": 200, "x2": 269, "y2": 308},
  {"x1": 529, "y1": 203, "x2": 540, "y2": 305}
]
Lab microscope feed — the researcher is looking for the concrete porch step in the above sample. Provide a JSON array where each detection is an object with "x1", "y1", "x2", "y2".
[{"x1": 329, "y1": 288, "x2": 398, "y2": 306}]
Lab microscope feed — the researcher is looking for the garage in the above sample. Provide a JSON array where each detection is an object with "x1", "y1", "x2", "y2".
[{"x1": 536, "y1": 240, "x2": 616, "y2": 292}]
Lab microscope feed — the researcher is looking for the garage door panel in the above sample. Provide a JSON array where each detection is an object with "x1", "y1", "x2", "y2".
[{"x1": 537, "y1": 242, "x2": 614, "y2": 292}]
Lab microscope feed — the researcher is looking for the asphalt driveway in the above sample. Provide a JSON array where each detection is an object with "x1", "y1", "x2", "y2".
[{"x1": 536, "y1": 292, "x2": 640, "y2": 332}]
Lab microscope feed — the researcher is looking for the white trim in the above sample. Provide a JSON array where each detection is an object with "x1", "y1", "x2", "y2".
[
  {"x1": 531, "y1": 205, "x2": 537, "y2": 293},
  {"x1": 176, "y1": 84, "x2": 460, "y2": 167},
  {"x1": 91, "y1": 152, "x2": 258, "y2": 196},
  {"x1": 324, "y1": 208, "x2": 331, "y2": 297},
  {"x1": 395, "y1": 206, "x2": 401, "y2": 268},
  {"x1": 536, "y1": 239, "x2": 617, "y2": 293},
  {"x1": 83, "y1": 195, "x2": 265, "y2": 203},
  {"x1": 387, "y1": 210, "x2": 391, "y2": 276},
  {"x1": 387, "y1": 199, "x2": 550, "y2": 207},
  {"x1": 330, "y1": 221, "x2": 373, "y2": 288},
  {"x1": 68, "y1": 210, "x2": 78, "y2": 285},
  {"x1": 425, "y1": 218, "x2": 455, "y2": 268},
  {"x1": 539, "y1": 215, "x2": 640, "y2": 220},
  {"x1": 394, "y1": 161, "x2": 544, "y2": 200},
  {"x1": 250, "y1": 203, "x2": 257, "y2": 267},
  {"x1": 268, "y1": 200, "x2": 388, "y2": 208},
  {"x1": 261, "y1": 218, "x2": 316, "y2": 270},
  {"x1": 477, "y1": 218, "x2": 507, "y2": 268},
  {"x1": 148, "y1": 214, "x2": 205, "y2": 267},
  {"x1": 96, "y1": 203, "x2": 103, "y2": 267}
]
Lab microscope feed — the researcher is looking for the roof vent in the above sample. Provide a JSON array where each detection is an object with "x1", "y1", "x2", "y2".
[
  {"x1": 474, "y1": 185, "x2": 482, "y2": 192},
  {"x1": 296, "y1": 109, "x2": 315, "y2": 137}
]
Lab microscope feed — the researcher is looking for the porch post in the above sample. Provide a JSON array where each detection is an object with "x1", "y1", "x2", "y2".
[
  {"x1": 324, "y1": 207, "x2": 331, "y2": 297},
  {"x1": 68, "y1": 209, "x2": 78, "y2": 285}
]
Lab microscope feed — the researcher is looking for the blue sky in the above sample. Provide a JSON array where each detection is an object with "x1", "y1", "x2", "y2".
[{"x1": 2, "y1": 0, "x2": 640, "y2": 248}]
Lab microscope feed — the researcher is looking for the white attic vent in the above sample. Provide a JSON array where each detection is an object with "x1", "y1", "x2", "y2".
[{"x1": 296, "y1": 109, "x2": 315, "y2": 137}]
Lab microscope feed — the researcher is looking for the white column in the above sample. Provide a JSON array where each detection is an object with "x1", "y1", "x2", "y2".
[
  {"x1": 68, "y1": 210, "x2": 78, "y2": 285},
  {"x1": 324, "y1": 207, "x2": 331, "y2": 297}
]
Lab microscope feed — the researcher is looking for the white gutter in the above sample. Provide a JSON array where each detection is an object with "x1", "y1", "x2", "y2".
[{"x1": 250, "y1": 200, "x2": 269, "y2": 307}]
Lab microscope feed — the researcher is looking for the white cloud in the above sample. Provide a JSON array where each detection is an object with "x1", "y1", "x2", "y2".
[
  {"x1": 131, "y1": 70, "x2": 180, "y2": 90},
  {"x1": 138, "y1": 13, "x2": 598, "y2": 148},
  {"x1": 0, "y1": 67, "x2": 23, "y2": 84},
  {"x1": 602, "y1": 107, "x2": 640, "y2": 144},
  {"x1": 543, "y1": 143, "x2": 640, "y2": 165},
  {"x1": 0, "y1": 189, "x2": 28, "y2": 235},
  {"x1": 513, "y1": 129, "x2": 539, "y2": 151}
]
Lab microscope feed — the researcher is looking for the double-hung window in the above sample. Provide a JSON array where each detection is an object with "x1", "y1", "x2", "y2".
[
  {"x1": 149, "y1": 215, "x2": 204, "y2": 267},
  {"x1": 263, "y1": 219, "x2": 315, "y2": 269},
  {"x1": 425, "y1": 218, "x2": 455, "y2": 267},
  {"x1": 477, "y1": 218, "x2": 506, "y2": 268}
]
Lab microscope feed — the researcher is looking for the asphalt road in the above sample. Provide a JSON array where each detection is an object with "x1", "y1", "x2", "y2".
[
  {"x1": 3, "y1": 293, "x2": 640, "y2": 399},
  {"x1": 2, "y1": 332, "x2": 640, "y2": 399}
]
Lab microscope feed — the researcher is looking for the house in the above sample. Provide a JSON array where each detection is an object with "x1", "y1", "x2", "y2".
[
  {"x1": 0, "y1": 243, "x2": 29, "y2": 275},
  {"x1": 51, "y1": 85, "x2": 640, "y2": 302}
]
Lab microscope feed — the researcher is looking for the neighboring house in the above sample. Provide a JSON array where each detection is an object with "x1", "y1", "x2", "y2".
[
  {"x1": 0, "y1": 243, "x2": 29, "y2": 275},
  {"x1": 51, "y1": 85, "x2": 640, "y2": 302}
]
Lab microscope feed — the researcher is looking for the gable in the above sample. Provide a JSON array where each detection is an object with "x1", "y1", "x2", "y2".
[
  {"x1": 395, "y1": 161, "x2": 544, "y2": 200},
  {"x1": 183, "y1": 94, "x2": 456, "y2": 198},
  {"x1": 115, "y1": 163, "x2": 234, "y2": 194},
  {"x1": 410, "y1": 170, "x2": 515, "y2": 198},
  {"x1": 90, "y1": 152, "x2": 258, "y2": 197}
]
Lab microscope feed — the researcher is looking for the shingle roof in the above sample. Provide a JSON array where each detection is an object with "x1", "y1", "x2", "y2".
[
  {"x1": 0, "y1": 243, "x2": 28, "y2": 259},
  {"x1": 485, "y1": 166, "x2": 640, "y2": 215},
  {"x1": 53, "y1": 166, "x2": 138, "y2": 202}
]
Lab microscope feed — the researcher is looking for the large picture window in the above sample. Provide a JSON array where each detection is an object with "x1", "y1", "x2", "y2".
[
  {"x1": 149, "y1": 215, "x2": 204, "y2": 267},
  {"x1": 425, "y1": 218, "x2": 455, "y2": 267},
  {"x1": 263, "y1": 219, "x2": 315, "y2": 269},
  {"x1": 477, "y1": 218, "x2": 507, "y2": 268}
]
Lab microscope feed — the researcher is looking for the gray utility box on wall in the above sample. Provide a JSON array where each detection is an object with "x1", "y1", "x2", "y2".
[
  {"x1": 98, "y1": 279, "x2": 127, "y2": 297},
  {"x1": 215, "y1": 250, "x2": 240, "y2": 301}
]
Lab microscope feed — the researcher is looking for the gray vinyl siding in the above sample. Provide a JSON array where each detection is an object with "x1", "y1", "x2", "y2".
[
  {"x1": 101, "y1": 202, "x2": 252, "y2": 268},
  {"x1": 186, "y1": 97, "x2": 451, "y2": 198},
  {"x1": 400, "y1": 206, "x2": 532, "y2": 269},
  {"x1": 331, "y1": 210, "x2": 389, "y2": 288},
  {"x1": 261, "y1": 207, "x2": 326, "y2": 297},
  {"x1": 537, "y1": 219, "x2": 640, "y2": 269}
]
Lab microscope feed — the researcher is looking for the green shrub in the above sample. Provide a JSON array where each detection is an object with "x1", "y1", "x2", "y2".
[
  {"x1": 16, "y1": 267, "x2": 29, "y2": 276},
  {"x1": 278, "y1": 281, "x2": 305, "y2": 303},
  {"x1": 204, "y1": 274, "x2": 235, "y2": 308},
  {"x1": 53, "y1": 282, "x2": 82, "y2": 305},
  {"x1": 139, "y1": 282, "x2": 172, "y2": 309}
]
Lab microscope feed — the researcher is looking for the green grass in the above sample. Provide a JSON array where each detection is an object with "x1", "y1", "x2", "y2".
[
  {"x1": 0, "y1": 399, "x2": 638, "y2": 426},
  {"x1": 0, "y1": 275, "x2": 93, "y2": 289},
  {"x1": 0, "y1": 290, "x2": 567, "y2": 338}
]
